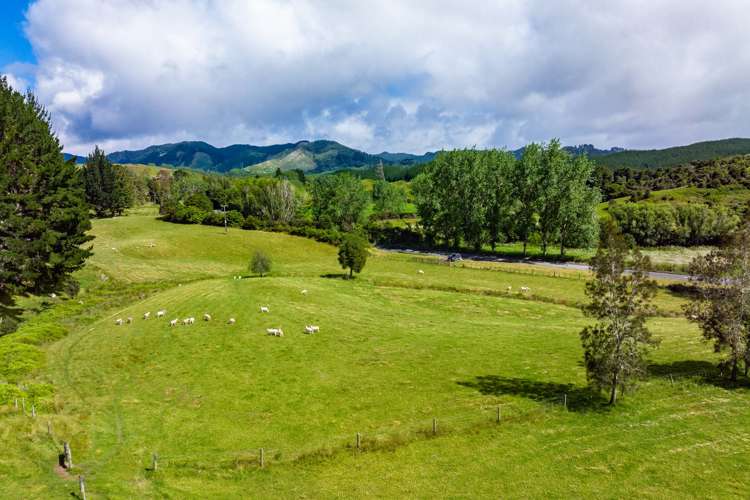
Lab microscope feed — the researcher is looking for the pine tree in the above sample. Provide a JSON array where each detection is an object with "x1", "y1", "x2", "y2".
[
  {"x1": 0, "y1": 77, "x2": 93, "y2": 329},
  {"x1": 580, "y1": 222, "x2": 658, "y2": 404},
  {"x1": 83, "y1": 146, "x2": 133, "y2": 217}
]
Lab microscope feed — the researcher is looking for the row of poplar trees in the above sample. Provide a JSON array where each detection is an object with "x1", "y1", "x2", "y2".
[{"x1": 413, "y1": 140, "x2": 600, "y2": 256}]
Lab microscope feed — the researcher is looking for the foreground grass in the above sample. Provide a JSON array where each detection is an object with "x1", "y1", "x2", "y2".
[{"x1": 2, "y1": 212, "x2": 748, "y2": 498}]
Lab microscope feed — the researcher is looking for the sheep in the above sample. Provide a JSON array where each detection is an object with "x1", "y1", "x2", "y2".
[
  {"x1": 157, "y1": 310, "x2": 166, "y2": 318},
  {"x1": 260, "y1": 306, "x2": 270, "y2": 313},
  {"x1": 126, "y1": 317, "x2": 133, "y2": 324},
  {"x1": 169, "y1": 319, "x2": 178, "y2": 327},
  {"x1": 520, "y1": 286, "x2": 530, "y2": 293},
  {"x1": 228, "y1": 318, "x2": 236, "y2": 325},
  {"x1": 266, "y1": 328, "x2": 284, "y2": 337},
  {"x1": 188, "y1": 317, "x2": 195, "y2": 325},
  {"x1": 203, "y1": 313, "x2": 212, "y2": 321},
  {"x1": 304, "y1": 325, "x2": 320, "y2": 334},
  {"x1": 506, "y1": 286, "x2": 512, "y2": 293},
  {"x1": 143, "y1": 312, "x2": 151, "y2": 320},
  {"x1": 301, "y1": 289, "x2": 308, "y2": 295},
  {"x1": 115, "y1": 318, "x2": 123, "y2": 326},
  {"x1": 417, "y1": 269, "x2": 424, "y2": 274}
]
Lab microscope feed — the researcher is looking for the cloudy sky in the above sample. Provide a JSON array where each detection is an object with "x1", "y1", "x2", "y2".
[{"x1": 2, "y1": 0, "x2": 750, "y2": 155}]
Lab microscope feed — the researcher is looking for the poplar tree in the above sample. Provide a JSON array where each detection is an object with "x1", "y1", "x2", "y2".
[
  {"x1": 0, "y1": 77, "x2": 92, "y2": 329},
  {"x1": 580, "y1": 222, "x2": 657, "y2": 404},
  {"x1": 512, "y1": 144, "x2": 542, "y2": 256}
]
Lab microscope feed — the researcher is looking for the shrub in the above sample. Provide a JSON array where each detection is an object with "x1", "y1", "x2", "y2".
[{"x1": 250, "y1": 250, "x2": 272, "y2": 277}]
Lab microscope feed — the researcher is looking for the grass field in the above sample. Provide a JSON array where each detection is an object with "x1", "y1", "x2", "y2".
[{"x1": 2, "y1": 209, "x2": 749, "y2": 498}]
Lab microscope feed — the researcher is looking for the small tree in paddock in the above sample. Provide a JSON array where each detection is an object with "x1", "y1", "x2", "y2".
[
  {"x1": 250, "y1": 250, "x2": 272, "y2": 277},
  {"x1": 338, "y1": 233, "x2": 369, "y2": 279},
  {"x1": 686, "y1": 225, "x2": 750, "y2": 381},
  {"x1": 580, "y1": 222, "x2": 658, "y2": 404}
]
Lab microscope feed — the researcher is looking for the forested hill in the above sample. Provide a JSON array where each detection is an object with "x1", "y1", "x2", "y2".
[
  {"x1": 66, "y1": 140, "x2": 436, "y2": 173},
  {"x1": 595, "y1": 138, "x2": 750, "y2": 169}
]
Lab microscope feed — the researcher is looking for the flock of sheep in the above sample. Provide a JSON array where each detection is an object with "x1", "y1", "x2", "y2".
[{"x1": 114, "y1": 297, "x2": 320, "y2": 337}]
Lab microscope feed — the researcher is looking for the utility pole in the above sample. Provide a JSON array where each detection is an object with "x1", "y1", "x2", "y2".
[{"x1": 221, "y1": 204, "x2": 228, "y2": 234}]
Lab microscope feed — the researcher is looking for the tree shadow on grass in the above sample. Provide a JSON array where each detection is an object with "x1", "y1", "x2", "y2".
[
  {"x1": 320, "y1": 273, "x2": 351, "y2": 280},
  {"x1": 457, "y1": 375, "x2": 608, "y2": 412},
  {"x1": 648, "y1": 360, "x2": 750, "y2": 390}
]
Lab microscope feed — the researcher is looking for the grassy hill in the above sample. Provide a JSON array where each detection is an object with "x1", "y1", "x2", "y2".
[
  {"x1": 596, "y1": 138, "x2": 750, "y2": 169},
  {"x1": 2, "y1": 210, "x2": 749, "y2": 497}
]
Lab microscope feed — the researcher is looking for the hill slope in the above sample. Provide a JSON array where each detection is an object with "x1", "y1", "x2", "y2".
[{"x1": 596, "y1": 138, "x2": 750, "y2": 169}]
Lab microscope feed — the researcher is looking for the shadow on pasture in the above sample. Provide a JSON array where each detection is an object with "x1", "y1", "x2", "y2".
[
  {"x1": 457, "y1": 375, "x2": 607, "y2": 412},
  {"x1": 320, "y1": 273, "x2": 351, "y2": 280},
  {"x1": 648, "y1": 360, "x2": 750, "y2": 389}
]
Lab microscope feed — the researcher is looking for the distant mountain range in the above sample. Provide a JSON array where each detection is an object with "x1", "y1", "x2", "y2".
[{"x1": 63, "y1": 138, "x2": 750, "y2": 173}]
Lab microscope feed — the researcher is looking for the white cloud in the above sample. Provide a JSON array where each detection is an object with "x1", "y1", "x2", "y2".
[{"x1": 16, "y1": 0, "x2": 750, "y2": 154}]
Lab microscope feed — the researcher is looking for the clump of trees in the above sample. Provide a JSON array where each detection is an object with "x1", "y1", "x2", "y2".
[
  {"x1": 310, "y1": 173, "x2": 370, "y2": 230},
  {"x1": 250, "y1": 250, "x2": 272, "y2": 277},
  {"x1": 608, "y1": 202, "x2": 738, "y2": 247},
  {"x1": 580, "y1": 222, "x2": 658, "y2": 404},
  {"x1": 0, "y1": 77, "x2": 92, "y2": 333},
  {"x1": 338, "y1": 233, "x2": 369, "y2": 278},
  {"x1": 82, "y1": 147, "x2": 138, "y2": 217},
  {"x1": 372, "y1": 180, "x2": 407, "y2": 218},
  {"x1": 413, "y1": 140, "x2": 600, "y2": 256},
  {"x1": 686, "y1": 226, "x2": 750, "y2": 381}
]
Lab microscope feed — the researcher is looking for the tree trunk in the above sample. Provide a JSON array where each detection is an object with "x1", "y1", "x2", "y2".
[
  {"x1": 609, "y1": 373, "x2": 618, "y2": 405},
  {"x1": 731, "y1": 359, "x2": 738, "y2": 381},
  {"x1": 349, "y1": 267, "x2": 353, "y2": 279},
  {"x1": 560, "y1": 240, "x2": 565, "y2": 257},
  {"x1": 523, "y1": 240, "x2": 528, "y2": 257}
]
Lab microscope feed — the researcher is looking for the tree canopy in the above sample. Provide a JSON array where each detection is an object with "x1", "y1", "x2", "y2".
[{"x1": 0, "y1": 77, "x2": 92, "y2": 331}]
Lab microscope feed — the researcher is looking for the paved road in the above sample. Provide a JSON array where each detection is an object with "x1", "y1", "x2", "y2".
[{"x1": 378, "y1": 246, "x2": 691, "y2": 282}]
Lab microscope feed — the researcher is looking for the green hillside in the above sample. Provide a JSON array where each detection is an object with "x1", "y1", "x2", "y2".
[
  {"x1": 597, "y1": 138, "x2": 750, "y2": 169},
  {"x1": 3, "y1": 210, "x2": 749, "y2": 497}
]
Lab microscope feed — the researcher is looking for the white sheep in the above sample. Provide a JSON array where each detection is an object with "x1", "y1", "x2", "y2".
[
  {"x1": 267, "y1": 328, "x2": 284, "y2": 337},
  {"x1": 304, "y1": 325, "x2": 320, "y2": 334},
  {"x1": 203, "y1": 313, "x2": 212, "y2": 321},
  {"x1": 417, "y1": 269, "x2": 424, "y2": 274},
  {"x1": 506, "y1": 286, "x2": 512, "y2": 293},
  {"x1": 157, "y1": 310, "x2": 166, "y2": 318},
  {"x1": 115, "y1": 318, "x2": 123, "y2": 326},
  {"x1": 169, "y1": 319, "x2": 178, "y2": 327},
  {"x1": 143, "y1": 312, "x2": 151, "y2": 320},
  {"x1": 520, "y1": 286, "x2": 530, "y2": 293},
  {"x1": 301, "y1": 289, "x2": 308, "y2": 295},
  {"x1": 228, "y1": 318, "x2": 236, "y2": 325},
  {"x1": 260, "y1": 306, "x2": 270, "y2": 313}
]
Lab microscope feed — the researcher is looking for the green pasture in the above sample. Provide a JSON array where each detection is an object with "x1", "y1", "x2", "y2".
[{"x1": 2, "y1": 212, "x2": 748, "y2": 498}]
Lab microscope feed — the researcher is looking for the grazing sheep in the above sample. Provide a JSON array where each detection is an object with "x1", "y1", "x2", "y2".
[
  {"x1": 50, "y1": 293, "x2": 57, "y2": 298},
  {"x1": 417, "y1": 269, "x2": 424, "y2": 274},
  {"x1": 115, "y1": 318, "x2": 123, "y2": 326},
  {"x1": 127, "y1": 317, "x2": 133, "y2": 324},
  {"x1": 203, "y1": 313, "x2": 212, "y2": 321},
  {"x1": 169, "y1": 319, "x2": 178, "y2": 327},
  {"x1": 304, "y1": 325, "x2": 320, "y2": 334},
  {"x1": 520, "y1": 286, "x2": 530, "y2": 293},
  {"x1": 157, "y1": 310, "x2": 166, "y2": 318},
  {"x1": 267, "y1": 328, "x2": 284, "y2": 337},
  {"x1": 506, "y1": 286, "x2": 512, "y2": 293},
  {"x1": 260, "y1": 306, "x2": 270, "y2": 313},
  {"x1": 143, "y1": 312, "x2": 151, "y2": 320},
  {"x1": 228, "y1": 318, "x2": 236, "y2": 325},
  {"x1": 301, "y1": 289, "x2": 308, "y2": 295}
]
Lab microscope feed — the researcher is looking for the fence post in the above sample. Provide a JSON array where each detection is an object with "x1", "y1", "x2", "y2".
[
  {"x1": 563, "y1": 393, "x2": 567, "y2": 410},
  {"x1": 259, "y1": 448, "x2": 264, "y2": 468},
  {"x1": 432, "y1": 418, "x2": 437, "y2": 435},
  {"x1": 63, "y1": 442, "x2": 73, "y2": 469},
  {"x1": 496, "y1": 406, "x2": 501, "y2": 423},
  {"x1": 47, "y1": 421, "x2": 52, "y2": 436},
  {"x1": 22, "y1": 398, "x2": 26, "y2": 414},
  {"x1": 79, "y1": 475, "x2": 86, "y2": 500},
  {"x1": 356, "y1": 432, "x2": 361, "y2": 451},
  {"x1": 152, "y1": 453, "x2": 158, "y2": 471},
  {"x1": 669, "y1": 374, "x2": 674, "y2": 385},
  {"x1": 31, "y1": 404, "x2": 36, "y2": 418},
  {"x1": 14, "y1": 398, "x2": 18, "y2": 410}
]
